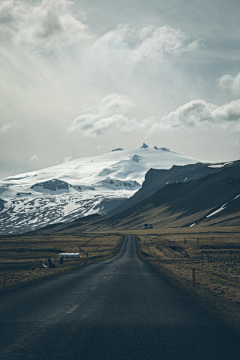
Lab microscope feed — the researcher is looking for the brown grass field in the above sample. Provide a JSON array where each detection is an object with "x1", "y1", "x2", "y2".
[
  {"x1": 1, "y1": 226, "x2": 240, "y2": 331},
  {"x1": 0, "y1": 233, "x2": 123, "y2": 290},
  {"x1": 132, "y1": 226, "x2": 240, "y2": 331}
]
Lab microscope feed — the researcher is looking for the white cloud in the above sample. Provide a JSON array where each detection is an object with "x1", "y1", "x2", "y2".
[
  {"x1": 0, "y1": 0, "x2": 92, "y2": 50},
  {"x1": 218, "y1": 73, "x2": 240, "y2": 94},
  {"x1": 0, "y1": 1, "x2": 201, "y2": 58},
  {"x1": 156, "y1": 99, "x2": 240, "y2": 130},
  {"x1": 212, "y1": 99, "x2": 240, "y2": 122},
  {"x1": 0, "y1": 2, "x2": 202, "y2": 137},
  {"x1": 67, "y1": 94, "x2": 240, "y2": 137},
  {"x1": 30, "y1": 155, "x2": 39, "y2": 162},
  {"x1": 93, "y1": 23, "x2": 201, "y2": 62},
  {"x1": 0, "y1": 122, "x2": 14, "y2": 133},
  {"x1": 67, "y1": 93, "x2": 153, "y2": 136}
]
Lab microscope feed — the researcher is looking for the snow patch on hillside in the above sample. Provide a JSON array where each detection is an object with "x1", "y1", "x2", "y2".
[{"x1": 207, "y1": 203, "x2": 228, "y2": 218}]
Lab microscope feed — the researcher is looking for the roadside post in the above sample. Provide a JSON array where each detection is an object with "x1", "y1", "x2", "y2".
[
  {"x1": 192, "y1": 268, "x2": 196, "y2": 287},
  {"x1": 3, "y1": 272, "x2": 7, "y2": 289},
  {"x1": 158, "y1": 259, "x2": 160, "y2": 267}
]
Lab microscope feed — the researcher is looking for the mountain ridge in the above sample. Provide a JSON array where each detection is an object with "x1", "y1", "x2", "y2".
[
  {"x1": 32, "y1": 160, "x2": 240, "y2": 234},
  {"x1": 108, "y1": 161, "x2": 237, "y2": 216},
  {"x1": 0, "y1": 144, "x2": 200, "y2": 234}
]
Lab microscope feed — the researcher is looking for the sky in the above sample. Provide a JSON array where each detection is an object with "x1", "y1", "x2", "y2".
[{"x1": 0, "y1": 0, "x2": 240, "y2": 179}]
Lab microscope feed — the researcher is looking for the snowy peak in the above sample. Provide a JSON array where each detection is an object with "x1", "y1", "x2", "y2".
[
  {"x1": 141, "y1": 143, "x2": 149, "y2": 149},
  {"x1": 0, "y1": 145, "x2": 201, "y2": 234}
]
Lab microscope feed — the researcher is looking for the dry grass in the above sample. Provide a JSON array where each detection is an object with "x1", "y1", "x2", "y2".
[
  {"x1": 2, "y1": 226, "x2": 240, "y2": 331},
  {"x1": 136, "y1": 226, "x2": 240, "y2": 332},
  {"x1": 0, "y1": 233, "x2": 123, "y2": 290}
]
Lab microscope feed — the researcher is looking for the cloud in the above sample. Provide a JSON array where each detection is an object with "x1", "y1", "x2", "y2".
[
  {"x1": 0, "y1": 2, "x2": 202, "y2": 133},
  {"x1": 218, "y1": 73, "x2": 240, "y2": 94},
  {"x1": 0, "y1": 122, "x2": 14, "y2": 133},
  {"x1": 212, "y1": 99, "x2": 240, "y2": 122},
  {"x1": 67, "y1": 93, "x2": 153, "y2": 136},
  {"x1": 0, "y1": 0, "x2": 92, "y2": 50},
  {"x1": 67, "y1": 94, "x2": 240, "y2": 137},
  {"x1": 30, "y1": 155, "x2": 39, "y2": 162},
  {"x1": 93, "y1": 23, "x2": 201, "y2": 62},
  {"x1": 156, "y1": 99, "x2": 240, "y2": 130},
  {"x1": 0, "y1": 1, "x2": 201, "y2": 58}
]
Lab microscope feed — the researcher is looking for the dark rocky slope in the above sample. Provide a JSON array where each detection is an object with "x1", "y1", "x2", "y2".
[{"x1": 108, "y1": 161, "x2": 239, "y2": 216}]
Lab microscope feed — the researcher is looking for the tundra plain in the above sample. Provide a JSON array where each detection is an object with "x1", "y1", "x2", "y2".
[
  {"x1": 1, "y1": 226, "x2": 240, "y2": 332},
  {"x1": 0, "y1": 233, "x2": 123, "y2": 289}
]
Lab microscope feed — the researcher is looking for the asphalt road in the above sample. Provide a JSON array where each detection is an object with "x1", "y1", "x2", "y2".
[{"x1": 0, "y1": 234, "x2": 239, "y2": 360}]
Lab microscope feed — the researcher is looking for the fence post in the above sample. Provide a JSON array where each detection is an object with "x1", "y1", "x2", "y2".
[
  {"x1": 192, "y1": 268, "x2": 196, "y2": 287},
  {"x1": 158, "y1": 259, "x2": 160, "y2": 267},
  {"x1": 3, "y1": 272, "x2": 7, "y2": 289}
]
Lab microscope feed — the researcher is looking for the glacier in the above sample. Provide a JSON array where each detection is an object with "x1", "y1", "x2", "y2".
[{"x1": 0, "y1": 145, "x2": 200, "y2": 234}]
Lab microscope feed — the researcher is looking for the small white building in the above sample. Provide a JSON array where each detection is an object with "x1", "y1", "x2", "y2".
[{"x1": 58, "y1": 253, "x2": 80, "y2": 259}]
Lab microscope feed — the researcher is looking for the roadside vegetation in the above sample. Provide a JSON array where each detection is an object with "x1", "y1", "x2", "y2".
[
  {"x1": 135, "y1": 226, "x2": 240, "y2": 332},
  {"x1": 0, "y1": 233, "x2": 123, "y2": 290}
]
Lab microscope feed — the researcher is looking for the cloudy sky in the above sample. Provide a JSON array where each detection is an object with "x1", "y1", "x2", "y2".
[{"x1": 0, "y1": 0, "x2": 240, "y2": 178}]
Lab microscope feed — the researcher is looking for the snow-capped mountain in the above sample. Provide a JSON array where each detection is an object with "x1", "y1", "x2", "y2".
[{"x1": 0, "y1": 144, "x2": 200, "y2": 234}]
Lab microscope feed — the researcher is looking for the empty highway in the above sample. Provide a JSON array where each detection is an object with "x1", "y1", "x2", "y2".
[{"x1": 0, "y1": 234, "x2": 239, "y2": 360}]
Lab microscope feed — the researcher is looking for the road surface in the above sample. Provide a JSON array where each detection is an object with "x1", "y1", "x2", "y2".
[{"x1": 0, "y1": 234, "x2": 239, "y2": 359}]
